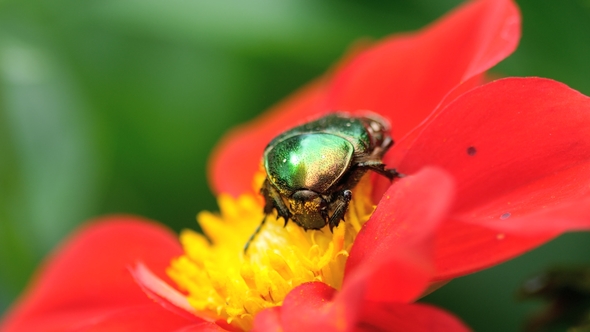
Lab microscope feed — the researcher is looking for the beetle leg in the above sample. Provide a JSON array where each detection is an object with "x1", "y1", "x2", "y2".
[
  {"x1": 261, "y1": 179, "x2": 292, "y2": 225},
  {"x1": 356, "y1": 160, "x2": 401, "y2": 180},
  {"x1": 328, "y1": 190, "x2": 352, "y2": 232},
  {"x1": 320, "y1": 206, "x2": 330, "y2": 224},
  {"x1": 246, "y1": 180, "x2": 293, "y2": 254},
  {"x1": 243, "y1": 215, "x2": 267, "y2": 254}
]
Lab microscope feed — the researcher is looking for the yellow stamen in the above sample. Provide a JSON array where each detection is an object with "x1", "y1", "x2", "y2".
[{"x1": 167, "y1": 175, "x2": 375, "y2": 331}]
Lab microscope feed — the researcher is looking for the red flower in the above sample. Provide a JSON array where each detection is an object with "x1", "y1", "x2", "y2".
[
  {"x1": 210, "y1": 0, "x2": 590, "y2": 280},
  {"x1": 4, "y1": 0, "x2": 590, "y2": 330}
]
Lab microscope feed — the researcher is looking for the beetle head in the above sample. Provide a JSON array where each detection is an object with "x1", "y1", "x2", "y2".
[{"x1": 288, "y1": 190, "x2": 327, "y2": 230}]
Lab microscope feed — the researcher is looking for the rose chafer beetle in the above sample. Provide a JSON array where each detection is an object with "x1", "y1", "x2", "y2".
[{"x1": 245, "y1": 112, "x2": 400, "y2": 252}]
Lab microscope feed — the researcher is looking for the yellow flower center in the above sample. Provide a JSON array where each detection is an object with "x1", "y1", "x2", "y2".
[{"x1": 167, "y1": 174, "x2": 375, "y2": 331}]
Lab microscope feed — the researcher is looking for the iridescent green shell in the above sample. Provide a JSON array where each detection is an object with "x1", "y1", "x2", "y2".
[{"x1": 264, "y1": 133, "x2": 353, "y2": 194}]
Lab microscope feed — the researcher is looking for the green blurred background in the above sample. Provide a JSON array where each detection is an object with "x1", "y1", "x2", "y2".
[{"x1": 1, "y1": 0, "x2": 589, "y2": 330}]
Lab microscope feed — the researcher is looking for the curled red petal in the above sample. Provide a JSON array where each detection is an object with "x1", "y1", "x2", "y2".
[
  {"x1": 325, "y1": 0, "x2": 520, "y2": 139},
  {"x1": 209, "y1": 0, "x2": 521, "y2": 197},
  {"x1": 395, "y1": 77, "x2": 590, "y2": 278},
  {"x1": 357, "y1": 302, "x2": 471, "y2": 332},
  {"x1": 257, "y1": 279, "x2": 470, "y2": 332},
  {"x1": 263, "y1": 279, "x2": 370, "y2": 332},
  {"x1": 0, "y1": 217, "x2": 201, "y2": 331},
  {"x1": 436, "y1": 197, "x2": 590, "y2": 280},
  {"x1": 346, "y1": 167, "x2": 455, "y2": 303},
  {"x1": 278, "y1": 282, "x2": 361, "y2": 332}
]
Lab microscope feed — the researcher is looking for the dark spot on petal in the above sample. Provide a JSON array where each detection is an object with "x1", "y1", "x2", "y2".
[
  {"x1": 467, "y1": 146, "x2": 477, "y2": 156},
  {"x1": 500, "y1": 212, "x2": 511, "y2": 220}
]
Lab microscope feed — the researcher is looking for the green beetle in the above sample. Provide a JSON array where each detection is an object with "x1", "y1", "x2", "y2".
[{"x1": 245, "y1": 112, "x2": 399, "y2": 252}]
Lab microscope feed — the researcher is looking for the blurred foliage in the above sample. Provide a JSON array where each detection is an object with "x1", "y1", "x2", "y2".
[
  {"x1": 0, "y1": 0, "x2": 589, "y2": 330},
  {"x1": 516, "y1": 265, "x2": 590, "y2": 331}
]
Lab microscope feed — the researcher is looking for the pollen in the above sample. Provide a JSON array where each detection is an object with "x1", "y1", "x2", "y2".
[{"x1": 167, "y1": 176, "x2": 375, "y2": 331}]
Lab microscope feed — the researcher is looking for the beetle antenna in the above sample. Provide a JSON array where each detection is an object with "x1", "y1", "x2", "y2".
[{"x1": 243, "y1": 215, "x2": 268, "y2": 254}]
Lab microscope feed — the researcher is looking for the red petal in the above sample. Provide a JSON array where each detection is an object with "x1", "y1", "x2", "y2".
[
  {"x1": 357, "y1": 302, "x2": 471, "y2": 332},
  {"x1": 346, "y1": 167, "x2": 455, "y2": 302},
  {"x1": 1, "y1": 217, "x2": 201, "y2": 331},
  {"x1": 252, "y1": 307, "x2": 282, "y2": 332},
  {"x1": 324, "y1": 0, "x2": 520, "y2": 139},
  {"x1": 209, "y1": 0, "x2": 520, "y2": 197},
  {"x1": 434, "y1": 220, "x2": 554, "y2": 279},
  {"x1": 3, "y1": 305, "x2": 220, "y2": 332},
  {"x1": 395, "y1": 77, "x2": 590, "y2": 278},
  {"x1": 85, "y1": 314, "x2": 225, "y2": 332}
]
